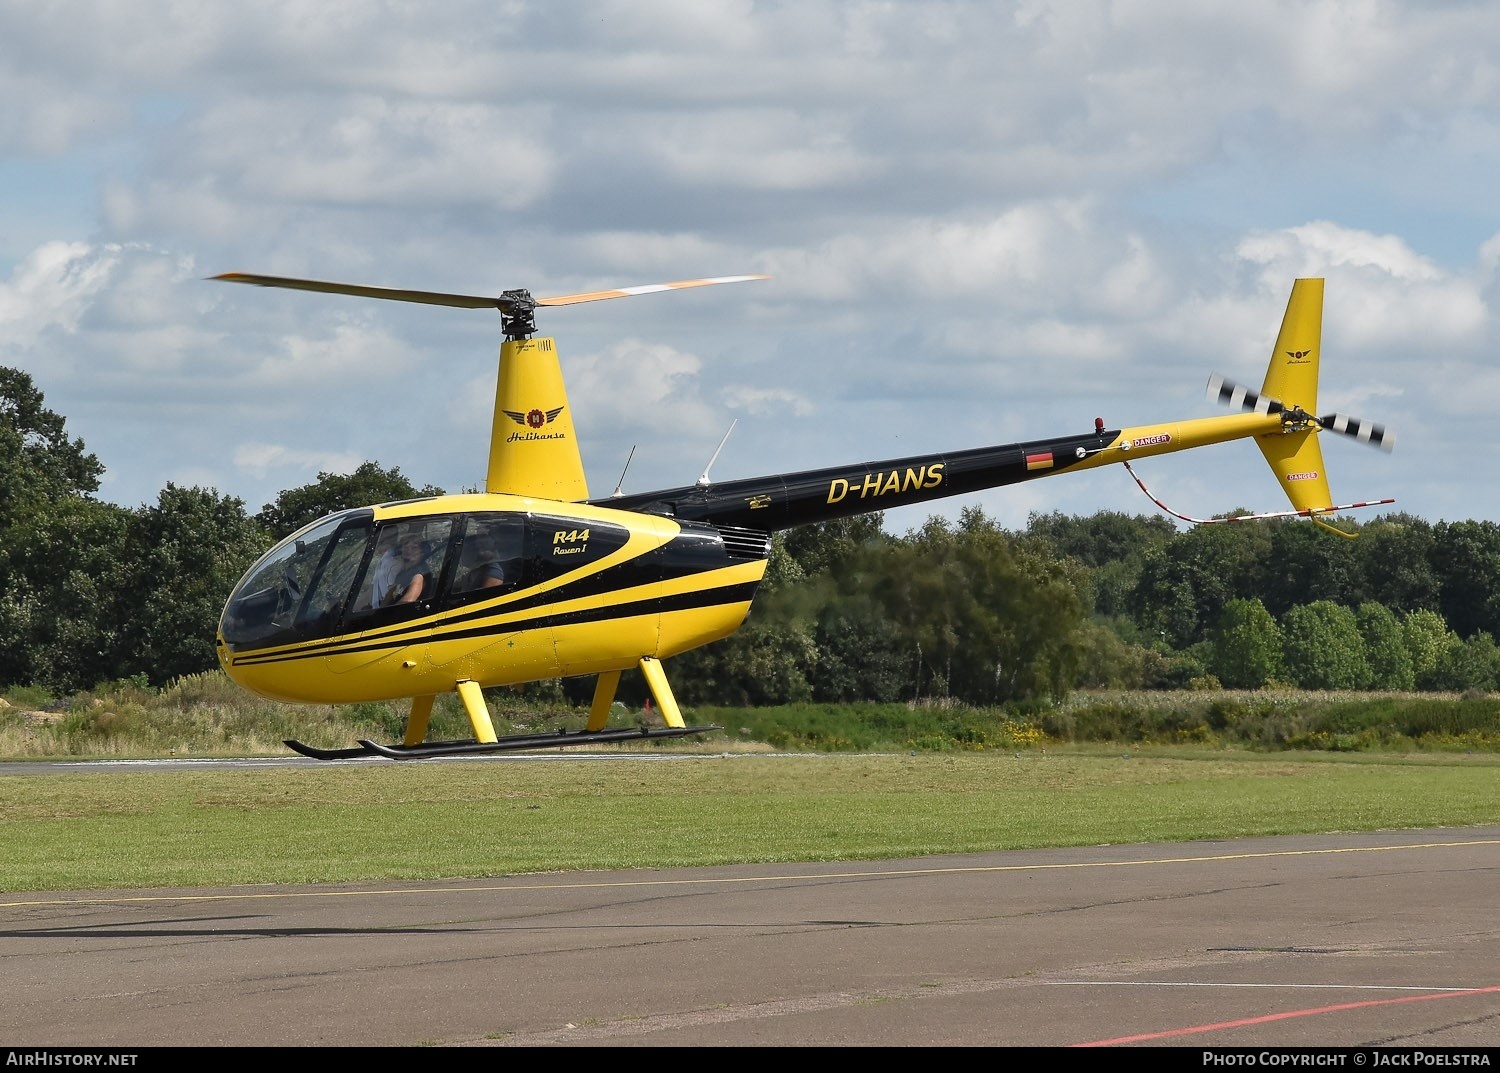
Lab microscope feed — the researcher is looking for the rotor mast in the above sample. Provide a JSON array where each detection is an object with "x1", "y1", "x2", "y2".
[{"x1": 497, "y1": 289, "x2": 538, "y2": 340}]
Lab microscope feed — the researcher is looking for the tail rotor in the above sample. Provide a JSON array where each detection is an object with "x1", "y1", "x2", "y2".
[{"x1": 1206, "y1": 373, "x2": 1395, "y2": 452}]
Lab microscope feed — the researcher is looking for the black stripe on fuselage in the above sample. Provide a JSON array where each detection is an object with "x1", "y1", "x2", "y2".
[
  {"x1": 227, "y1": 577, "x2": 761, "y2": 669},
  {"x1": 228, "y1": 518, "x2": 744, "y2": 662}
]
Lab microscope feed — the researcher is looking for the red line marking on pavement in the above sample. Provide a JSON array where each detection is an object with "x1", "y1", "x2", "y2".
[{"x1": 1073, "y1": 984, "x2": 1500, "y2": 1046}]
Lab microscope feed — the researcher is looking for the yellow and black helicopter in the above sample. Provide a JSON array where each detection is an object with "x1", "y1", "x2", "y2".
[{"x1": 213, "y1": 271, "x2": 1393, "y2": 759}]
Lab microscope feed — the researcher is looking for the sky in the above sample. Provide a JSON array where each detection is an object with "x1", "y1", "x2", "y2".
[{"x1": 3, "y1": 1, "x2": 1499, "y2": 539}]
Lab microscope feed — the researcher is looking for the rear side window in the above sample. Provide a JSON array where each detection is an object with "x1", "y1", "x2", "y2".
[{"x1": 446, "y1": 513, "x2": 527, "y2": 606}]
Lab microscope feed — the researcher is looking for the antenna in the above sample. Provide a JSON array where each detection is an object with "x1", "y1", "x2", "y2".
[
  {"x1": 610, "y1": 445, "x2": 637, "y2": 498},
  {"x1": 697, "y1": 420, "x2": 737, "y2": 488}
]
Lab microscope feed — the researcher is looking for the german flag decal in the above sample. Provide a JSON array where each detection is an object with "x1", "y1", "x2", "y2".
[{"x1": 1026, "y1": 451, "x2": 1055, "y2": 471}]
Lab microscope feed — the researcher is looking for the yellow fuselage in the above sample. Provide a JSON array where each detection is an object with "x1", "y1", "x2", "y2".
[{"x1": 217, "y1": 494, "x2": 768, "y2": 705}]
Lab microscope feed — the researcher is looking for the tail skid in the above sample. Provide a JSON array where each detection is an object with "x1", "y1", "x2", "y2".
[{"x1": 1122, "y1": 459, "x2": 1394, "y2": 538}]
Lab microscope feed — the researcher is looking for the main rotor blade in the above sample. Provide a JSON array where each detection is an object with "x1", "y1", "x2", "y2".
[
  {"x1": 212, "y1": 272, "x2": 508, "y2": 310},
  {"x1": 536, "y1": 274, "x2": 771, "y2": 307},
  {"x1": 213, "y1": 271, "x2": 771, "y2": 313}
]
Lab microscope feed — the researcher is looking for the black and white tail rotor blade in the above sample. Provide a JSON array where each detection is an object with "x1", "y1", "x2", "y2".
[
  {"x1": 1206, "y1": 373, "x2": 1394, "y2": 453},
  {"x1": 1318, "y1": 412, "x2": 1395, "y2": 452},
  {"x1": 1206, "y1": 373, "x2": 1284, "y2": 415}
]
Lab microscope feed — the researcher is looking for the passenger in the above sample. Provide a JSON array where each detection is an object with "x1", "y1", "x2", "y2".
[{"x1": 372, "y1": 533, "x2": 433, "y2": 607}]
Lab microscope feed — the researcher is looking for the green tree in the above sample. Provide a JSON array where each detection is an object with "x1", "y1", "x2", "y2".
[
  {"x1": 671, "y1": 617, "x2": 818, "y2": 706},
  {"x1": 1071, "y1": 620, "x2": 1153, "y2": 689},
  {"x1": 1403, "y1": 609, "x2": 1458, "y2": 691},
  {"x1": 1023, "y1": 510, "x2": 1176, "y2": 620},
  {"x1": 1355, "y1": 515, "x2": 1438, "y2": 615},
  {"x1": 810, "y1": 594, "x2": 906, "y2": 702},
  {"x1": 0, "y1": 369, "x2": 116, "y2": 689},
  {"x1": 0, "y1": 496, "x2": 133, "y2": 690},
  {"x1": 1022, "y1": 510, "x2": 1177, "y2": 568},
  {"x1": 874, "y1": 508, "x2": 1087, "y2": 703},
  {"x1": 119, "y1": 485, "x2": 269, "y2": 685},
  {"x1": 780, "y1": 514, "x2": 887, "y2": 578},
  {"x1": 1428, "y1": 633, "x2": 1500, "y2": 693},
  {"x1": 1430, "y1": 520, "x2": 1500, "y2": 639},
  {"x1": 1356, "y1": 601, "x2": 1414, "y2": 691},
  {"x1": 1208, "y1": 597, "x2": 1282, "y2": 689},
  {"x1": 1260, "y1": 521, "x2": 1366, "y2": 617},
  {"x1": 256, "y1": 461, "x2": 445, "y2": 540},
  {"x1": 1279, "y1": 601, "x2": 1369, "y2": 690},
  {"x1": 1128, "y1": 522, "x2": 1270, "y2": 648},
  {"x1": 0, "y1": 368, "x2": 104, "y2": 529}
]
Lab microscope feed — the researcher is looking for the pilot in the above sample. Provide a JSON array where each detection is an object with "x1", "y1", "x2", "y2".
[
  {"x1": 372, "y1": 532, "x2": 433, "y2": 607},
  {"x1": 459, "y1": 539, "x2": 506, "y2": 591}
]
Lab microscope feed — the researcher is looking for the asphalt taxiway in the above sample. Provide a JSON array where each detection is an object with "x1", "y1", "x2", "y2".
[{"x1": 3, "y1": 826, "x2": 1498, "y2": 1048}]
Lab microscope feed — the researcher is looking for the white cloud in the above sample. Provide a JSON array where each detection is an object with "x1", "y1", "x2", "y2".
[
  {"x1": 568, "y1": 338, "x2": 717, "y2": 438},
  {"x1": 0, "y1": 241, "x2": 120, "y2": 341},
  {"x1": 720, "y1": 384, "x2": 813, "y2": 418},
  {"x1": 2, "y1": 1, "x2": 1498, "y2": 527},
  {"x1": 233, "y1": 442, "x2": 364, "y2": 480},
  {"x1": 1239, "y1": 222, "x2": 1443, "y2": 284}
]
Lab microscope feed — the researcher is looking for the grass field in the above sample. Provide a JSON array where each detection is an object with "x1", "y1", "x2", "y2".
[{"x1": 3, "y1": 747, "x2": 1496, "y2": 894}]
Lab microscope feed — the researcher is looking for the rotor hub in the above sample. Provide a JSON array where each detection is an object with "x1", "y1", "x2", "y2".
[
  {"x1": 498, "y1": 288, "x2": 538, "y2": 339},
  {"x1": 1280, "y1": 405, "x2": 1318, "y2": 433}
]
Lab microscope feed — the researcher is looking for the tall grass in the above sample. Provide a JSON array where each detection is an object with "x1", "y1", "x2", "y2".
[
  {"x1": 0, "y1": 672, "x2": 598, "y2": 759},
  {"x1": 4, "y1": 673, "x2": 1497, "y2": 760}
]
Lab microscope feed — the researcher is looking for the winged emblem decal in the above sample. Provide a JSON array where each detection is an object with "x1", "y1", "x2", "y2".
[{"x1": 503, "y1": 406, "x2": 566, "y2": 430}]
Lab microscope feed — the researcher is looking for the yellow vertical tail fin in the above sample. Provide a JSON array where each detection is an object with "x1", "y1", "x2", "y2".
[
  {"x1": 1256, "y1": 278, "x2": 1333, "y2": 514},
  {"x1": 1261, "y1": 277, "x2": 1323, "y2": 412},
  {"x1": 486, "y1": 336, "x2": 589, "y2": 499}
]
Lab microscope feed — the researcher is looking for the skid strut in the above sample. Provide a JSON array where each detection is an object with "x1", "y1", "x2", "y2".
[{"x1": 284, "y1": 656, "x2": 711, "y2": 761}]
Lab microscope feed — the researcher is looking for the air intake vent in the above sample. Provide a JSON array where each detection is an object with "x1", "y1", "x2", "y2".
[{"x1": 719, "y1": 525, "x2": 771, "y2": 560}]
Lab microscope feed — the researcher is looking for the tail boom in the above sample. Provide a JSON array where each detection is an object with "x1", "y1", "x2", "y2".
[
  {"x1": 1072, "y1": 411, "x2": 1337, "y2": 514},
  {"x1": 599, "y1": 410, "x2": 1291, "y2": 532},
  {"x1": 599, "y1": 276, "x2": 1383, "y2": 533}
]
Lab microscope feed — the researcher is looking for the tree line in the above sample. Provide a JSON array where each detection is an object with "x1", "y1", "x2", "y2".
[
  {"x1": 672, "y1": 507, "x2": 1500, "y2": 708},
  {"x1": 0, "y1": 369, "x2": 439, "y2": 692},
  {"x1": 663, "y1": 506, "x2": 1500, "y2": 707},
  {"x1": 4, "y1": 367, "x2": 1498, "y2": 701}
]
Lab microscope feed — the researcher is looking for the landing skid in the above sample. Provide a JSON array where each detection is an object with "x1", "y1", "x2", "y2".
[
  {"x1": 284, "y1": 723, "x2": 723, "y2": 761},
  {"x1": 283, "y1": 740, "x2": 388, "y2": 760}
]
